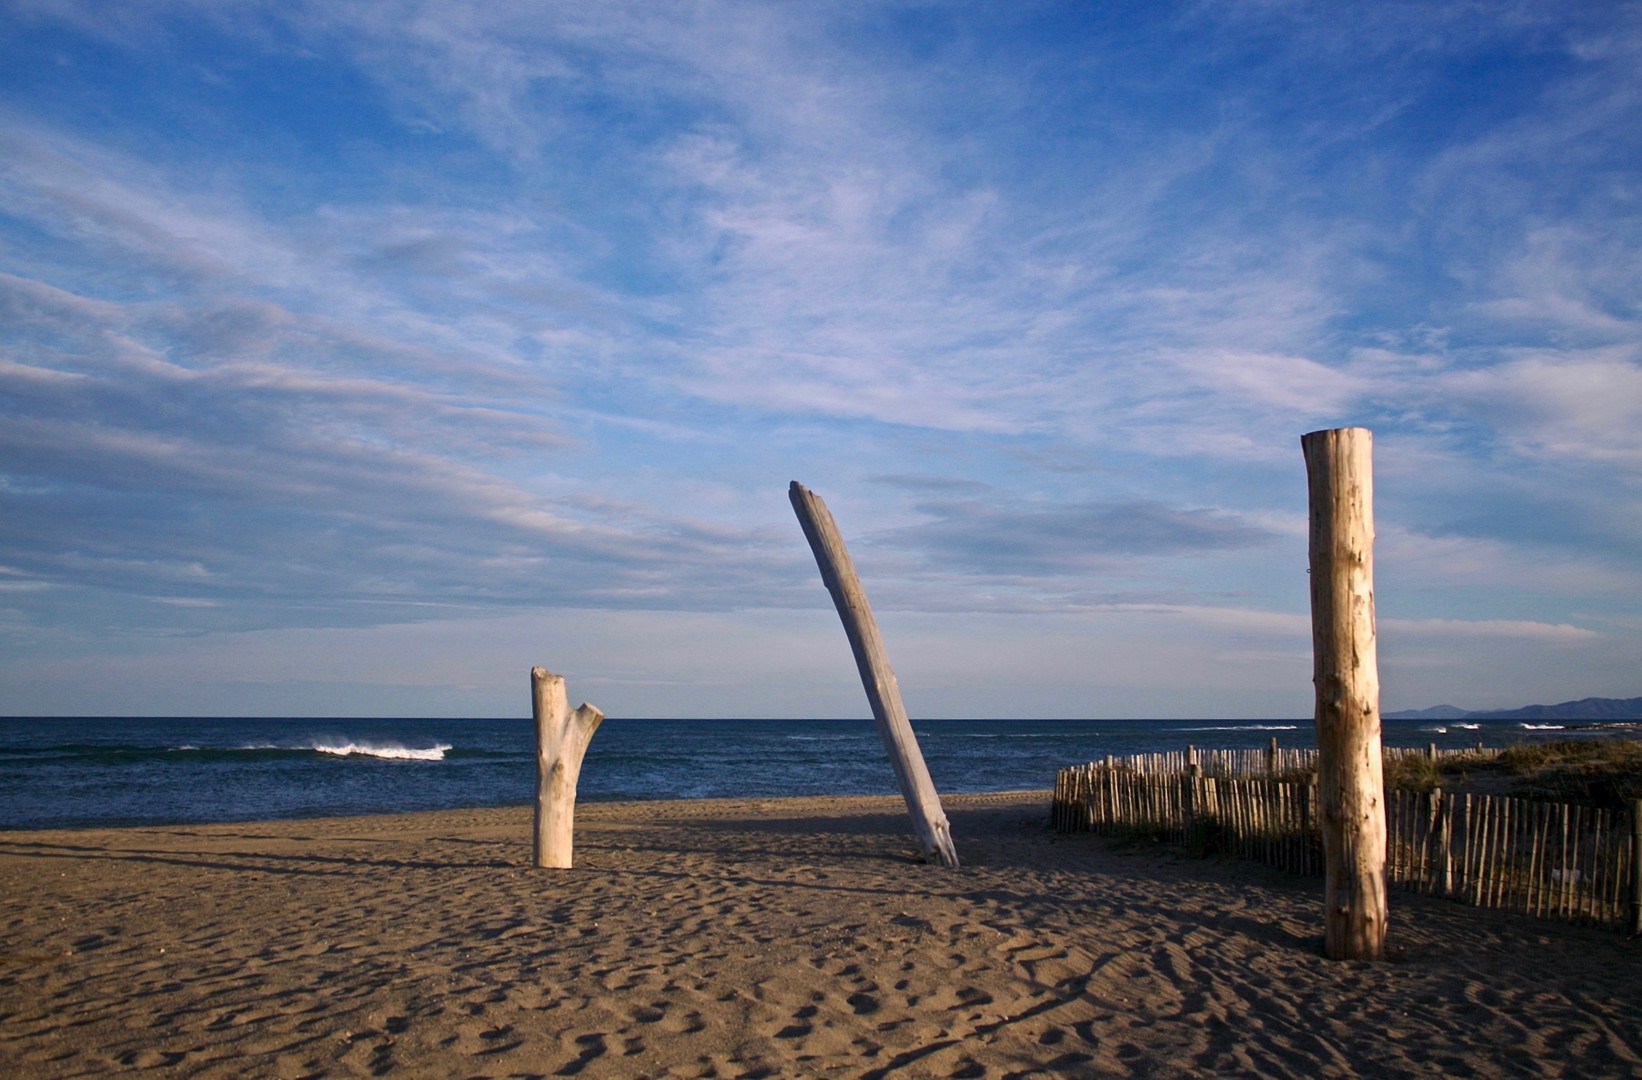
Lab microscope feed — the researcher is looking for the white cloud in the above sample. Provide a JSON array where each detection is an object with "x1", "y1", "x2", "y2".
[
  {"x1": 1442, "y1": 351, "x2": 1642, "y2": 462},
  {"x1": 1169, "y1": 348, "x2": 1367, "y2": 415},
  {"x1": 1379, "y1": 617, "x2": 1597, "y2": 642}
]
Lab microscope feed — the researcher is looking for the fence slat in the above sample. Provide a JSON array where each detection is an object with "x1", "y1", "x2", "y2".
[{"x1": 1051, "y1": 746, "x2": 1633, "y2": 933}]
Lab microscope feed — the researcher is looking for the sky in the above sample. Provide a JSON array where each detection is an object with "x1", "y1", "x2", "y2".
[{"x1": 1, "y1": 0, "x2": 1639, "y2": 719}]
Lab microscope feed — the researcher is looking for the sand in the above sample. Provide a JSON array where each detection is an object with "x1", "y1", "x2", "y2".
[{"x1": 2, "y1": 791, "x2": 1640, "y2": 1078}]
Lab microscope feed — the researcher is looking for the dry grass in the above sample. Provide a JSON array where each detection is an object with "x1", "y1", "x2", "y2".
[
  {"x1": 1262, "y1": 739, "x2": 1642, "y2": 809},
  {"x1": 1383, "y1": 753, "x2": 1444, "y2": 792},
  {"x1": 1493, "y1": 739, "x2": 1642, "y2": 809},
  {"x1": 1375, "y1": 739, "x2": 1642, "y2": 809},
  {"x1": 1108, "y1": 739, "x2": 1642, "y2": 810}
]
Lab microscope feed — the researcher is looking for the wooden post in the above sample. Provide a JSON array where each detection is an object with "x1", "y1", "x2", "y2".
[
  {"x1": 532, "y1": 666, "x2": 604, "y2": 869},
  {"x1": 1423, "y1": 789, "x2": 1442, "y2": 894},
  {"x1": 789, "y1": 481, "x2": 959, "y2": 867},
  {"x1": 1630, "y1": 800, "x2": 1642, "y2": 936},
  {"x1": 1303, "y1": 427, "x2": 1388, "y2": 961},
  {"x1": 1268, "y1": 736, "x2": 1279, "y2": 775}
]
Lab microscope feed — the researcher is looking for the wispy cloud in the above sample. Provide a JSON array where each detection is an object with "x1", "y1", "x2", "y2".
[
  {"x1": 876, "y1": 498, "x2": 1273, "y2": 577},
  {"x1": 0, "y1": 124, "x2": 807, "y2": 624},
  {"x1": 1381, "y1": 617, "x2": 1598, "y2": 642}
]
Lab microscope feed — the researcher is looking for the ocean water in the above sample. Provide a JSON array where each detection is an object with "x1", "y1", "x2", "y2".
[{"x1": 0, "y1": 715, "x2": 1614, "y2": 830}]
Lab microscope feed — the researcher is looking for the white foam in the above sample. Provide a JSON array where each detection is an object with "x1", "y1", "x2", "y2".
[
  {"x1": 1178, "y1": 724, "x2": 1300, "y2": 732},
  {"x1": 309, "y1": 740, "x2": 451, "y2": 761},
  {"x1": 1518, "y1": 723, "x2": 1564, "y2": 730},
  {"x1": 1454, "y1": 723, "x2": 1480, "y2": 730}
]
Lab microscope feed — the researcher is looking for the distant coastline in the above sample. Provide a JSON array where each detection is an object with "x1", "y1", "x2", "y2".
[{"x1": 1384, "y1": 695, "x2": 1642, "y2": 722}]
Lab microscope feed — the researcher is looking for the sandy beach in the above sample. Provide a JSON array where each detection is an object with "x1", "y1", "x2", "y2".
[{"x1": 2, "y1": 791, "x2": 1639, "y2": 1078}]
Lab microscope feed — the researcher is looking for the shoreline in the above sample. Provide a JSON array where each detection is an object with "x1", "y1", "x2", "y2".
[
  {"x1": 3, "y1": 792, "x2": 1640, "y2": 1077},
  {"x1": 0, "y1": 789, "x2": 1053, "y2": 837}
]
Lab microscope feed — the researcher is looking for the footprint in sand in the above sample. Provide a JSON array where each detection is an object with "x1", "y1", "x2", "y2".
[
  {"x1": 775, "y1": 1003, "x2": 818, "y2": 1038},
  {"x1": 666, "y1": 1009, "x2": 708, "y2": 1035},
  {"x1": 556, "y1": 1031, "x2": 607, "y2": 1075},
  {"x1": 628, "y1": 1002, "x2": 667, "y2": 1024},
  {"x1": 475, "y1": 1024, "x2": 521, "y2": 1055}
]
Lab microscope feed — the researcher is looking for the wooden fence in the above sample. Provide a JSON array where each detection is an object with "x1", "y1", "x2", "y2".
[
  {"x1": 1053, "y1": 767, "x2": 1324, "y2": 875},
  {"x1": 1093, "y1": 742, "x2": 1502, "y2": 779},
  {"x1": 1388, "y1": 788, "x2": 1635, "y2": 928},
  {"x1": 1085, "y1": 746, "x2": 1313, "y2": 778},
  {"x1": 1053, "y1": 763, "x2": 1642, "y2": 933}
]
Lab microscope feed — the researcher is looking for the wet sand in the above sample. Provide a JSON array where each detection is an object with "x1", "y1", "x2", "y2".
[{"x1": 2, "y1": 791, "x2": 1639, "y2": 1078}]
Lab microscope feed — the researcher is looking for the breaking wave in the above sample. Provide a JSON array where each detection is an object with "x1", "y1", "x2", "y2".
[
  {"x1": 308, "y1": 740, "x2": 451, "y2": 761},
  {"x1": 1178, "y1": 724, "x2": 1299, "y2": 732}
]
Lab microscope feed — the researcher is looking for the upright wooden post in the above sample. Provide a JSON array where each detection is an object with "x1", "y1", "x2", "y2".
[
  {"x1": 1630, "y1": 799, "x2": 1642, "y2": 936},
  {"x1": 532, "y1": 667, "x2": 604, "y2": 869},
  {"x1": 1303, "y1": 427, "x2": 1388, "y2": 961},
  {"x1": 789, "y1": 481, "x2": 960, "y2": 867}
]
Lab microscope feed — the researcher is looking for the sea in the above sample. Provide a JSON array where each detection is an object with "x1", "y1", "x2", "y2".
[{"x1": 0, "y1": 715, "x2": 1612, "y2": 831}]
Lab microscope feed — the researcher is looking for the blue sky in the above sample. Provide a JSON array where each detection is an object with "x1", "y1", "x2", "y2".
[{"x1": 2, "y1": 0, "x2": 1639, "y2": 718}]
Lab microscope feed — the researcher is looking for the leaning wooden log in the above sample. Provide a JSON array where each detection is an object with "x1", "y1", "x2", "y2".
[
  {"x1": 1303, "y1": 426, "x2": 1388, "y2": 961},
  {"x1": 789, "y1": 481, "x2": 960, "y2": 867},
  {"x1": 532, "y1": 666, "x2": 605, "y2": 869}
]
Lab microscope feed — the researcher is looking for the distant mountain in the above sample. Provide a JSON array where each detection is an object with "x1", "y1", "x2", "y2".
[
  {"x1": 1383, "y1": 705, "x2": 1471, "y2": 721},
  {"x1": 1469, "y1": 696, "x2": 1642, "y2": 721},
  {"x1": 1385, "y1": 696, "x2": 1642, "y2": 722}
]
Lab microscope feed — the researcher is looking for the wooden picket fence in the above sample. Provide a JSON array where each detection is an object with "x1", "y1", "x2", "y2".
[
  {"x1": 1387, "y1": 788, "x2": 1634, "y2": 927},
  {"x1": 1053, "y1": 767, "x2": 1324, "y2": 875},
  {"x1": 1053, "y1": 761, "x2": 1642, "y2": 933},
  {"x1": 1093, "y1": 742, "x2": 1502, "y2": 779},
  {"x1": 1083, "y1": 746, "x2": 1313, "y2": 778}
]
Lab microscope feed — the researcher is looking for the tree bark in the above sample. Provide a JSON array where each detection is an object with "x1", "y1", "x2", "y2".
[
  {"x1": 789, "y1": 481, "x2": 959, "y2": 867},
  {"x1": 1303, "y1": 427, "x2": 1388, "y2": 960},
  {"x1": 532, "y1": 667, "x2": 604, "y2": 869}
]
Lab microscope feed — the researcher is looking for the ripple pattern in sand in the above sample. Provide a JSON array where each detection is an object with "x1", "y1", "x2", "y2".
[{"x1": 2, "y1": 793, "x2": 1640, "y2": 1077}]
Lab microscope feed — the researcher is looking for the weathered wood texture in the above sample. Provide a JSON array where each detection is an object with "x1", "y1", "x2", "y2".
[
  {"x1": 1303, "y1": 427, "x2": 1388, "y2": 960},
  {"x1": 789, "y1": 481, "x2": 959, "y2": 867},
  {"x1": 532, "y1": 667, "x2": 605, "y2": 869}
]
